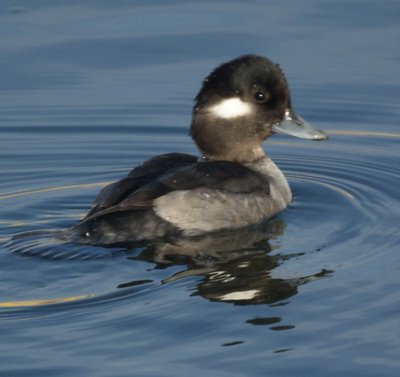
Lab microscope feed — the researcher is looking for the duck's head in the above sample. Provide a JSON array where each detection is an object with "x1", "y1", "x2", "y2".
[{"x1": 191, "y1": 54, "x2": 327, "y2": 163}]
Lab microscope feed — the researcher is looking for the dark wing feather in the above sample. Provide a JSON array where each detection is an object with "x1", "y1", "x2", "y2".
[
  {"x1": 85, "y1": 153, "x2": 197, "y2": 218},
  {"x1": 86, "y1": 159, "x2": 270, "y2": 219}
]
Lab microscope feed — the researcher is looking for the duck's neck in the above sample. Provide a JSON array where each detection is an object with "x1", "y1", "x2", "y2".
[
  {"x1": 199, "y1": 144, "x2": 266, "y2": 164},
  {"x1": 245, "y1": 155, "x2": 292, "y2": 206}
]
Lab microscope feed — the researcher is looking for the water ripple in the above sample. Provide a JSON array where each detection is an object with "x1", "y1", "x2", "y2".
[{"x1": 0, "y1": 131, "x2": 398, "y2": 313}]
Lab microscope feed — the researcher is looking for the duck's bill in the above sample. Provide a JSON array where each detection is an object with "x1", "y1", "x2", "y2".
[{"x1": 272, "y1": 109, "x2": 328, "y2": 140}]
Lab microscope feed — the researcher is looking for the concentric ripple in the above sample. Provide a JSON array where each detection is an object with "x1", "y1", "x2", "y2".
[{"x1": 0, "y1": 132, "x2": 399, "y2": 312}]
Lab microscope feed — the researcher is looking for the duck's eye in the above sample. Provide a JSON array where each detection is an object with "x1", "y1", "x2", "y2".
[{"x1": 254, "y1": 91, "x2": 267, "y2": 102}]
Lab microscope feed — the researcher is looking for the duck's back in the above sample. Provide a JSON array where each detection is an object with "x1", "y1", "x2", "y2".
[
  {"x1": 86, "y1": 153, "x2": 198, "y2": 218},
  {"x1": 70, "y1": 153, "x2": 290, "y2": 246}
]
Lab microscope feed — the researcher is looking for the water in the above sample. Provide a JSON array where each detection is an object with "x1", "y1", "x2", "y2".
[{"x1": 1, "y1": 1, "x2": 399, "y2": 376}]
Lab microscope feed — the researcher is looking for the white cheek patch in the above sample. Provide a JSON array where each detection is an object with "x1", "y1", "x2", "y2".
[{"x1": 209, "y1": 97, "x2": 252, "y2": 119}]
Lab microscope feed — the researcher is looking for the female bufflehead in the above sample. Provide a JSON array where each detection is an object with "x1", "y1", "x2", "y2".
[{"x1": 71, "y1": 55, "x2": 327, "y2": 246}]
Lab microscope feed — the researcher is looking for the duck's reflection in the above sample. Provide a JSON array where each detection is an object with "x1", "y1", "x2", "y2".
[{"x1": 122, "y1": 219, "x2": 332, "y2": 305}]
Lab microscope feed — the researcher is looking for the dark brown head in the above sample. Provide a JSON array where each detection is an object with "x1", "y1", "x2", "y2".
[{"x1": 190, "y1": 55, "x2": 327, "y2": 163}]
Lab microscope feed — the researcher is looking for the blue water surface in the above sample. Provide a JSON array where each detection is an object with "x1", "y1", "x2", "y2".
[{"x1": 0, "y1": 1, "x2": 399, "y2": 376}]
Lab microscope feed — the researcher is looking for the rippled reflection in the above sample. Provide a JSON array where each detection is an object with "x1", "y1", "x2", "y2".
[
  {"x1": 3, "y1": 217, "x2": 333, "y2": 309},
  {"x1": 123, "y1": 219, "x2": 333, "y2": 305}
]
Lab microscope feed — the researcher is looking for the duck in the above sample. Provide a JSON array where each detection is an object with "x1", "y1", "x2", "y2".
[{"x1": 70, "y1": 54, "x2": 327, "y2": 246}]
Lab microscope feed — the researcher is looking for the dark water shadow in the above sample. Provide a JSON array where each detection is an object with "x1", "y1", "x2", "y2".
[
  {"x1": 4, "y1": 218, "x2": 332, "y2": 312},
  {"x1": 122, "y1": 219, "x2": 333, "y2": 305}
]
